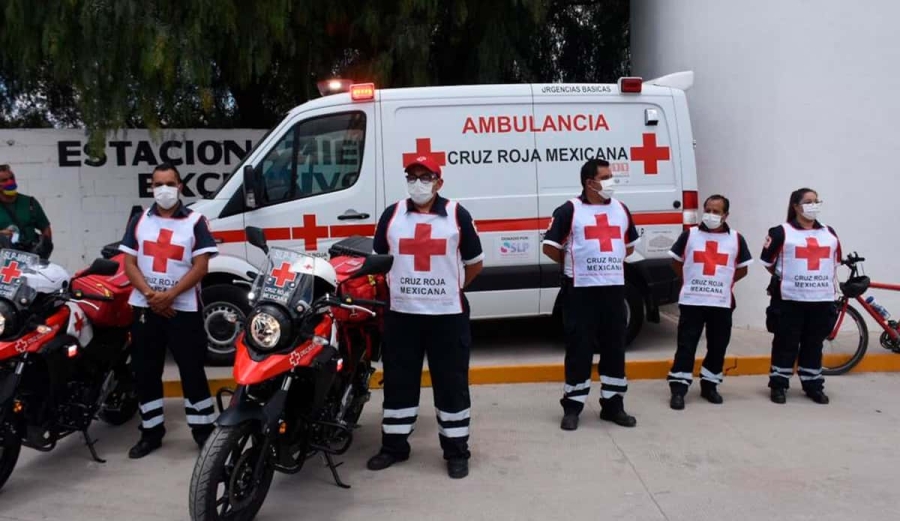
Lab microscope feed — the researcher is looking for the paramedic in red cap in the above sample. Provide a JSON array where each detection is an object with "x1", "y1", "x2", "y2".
[{"x1": 366, "y1": 155, "x2": 483, "y2": 479}]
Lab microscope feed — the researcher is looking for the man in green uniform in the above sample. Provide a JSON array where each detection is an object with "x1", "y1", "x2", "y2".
[{"x1": 0, "y1": 164, "x2": 53, "y2": 257}]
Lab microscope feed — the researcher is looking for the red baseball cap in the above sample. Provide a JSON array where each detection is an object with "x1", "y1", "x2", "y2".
[{"x1": 404, "y1": 155, "x2": 442, "y2": 177}]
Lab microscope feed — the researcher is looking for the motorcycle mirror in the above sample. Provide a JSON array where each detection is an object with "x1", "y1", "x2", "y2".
[
  {"x1": 347, "y1": 254, "x2": 393, "y2": 280},
  {"x1": 245, "y1": 226, "x2": 269, "y2": 254},
  {"x1": 82, "y1": 258, "x2": 119, "y2": 277}
]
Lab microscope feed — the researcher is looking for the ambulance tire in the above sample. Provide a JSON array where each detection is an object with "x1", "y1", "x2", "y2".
[
  {"x1": 624, "y1": 282, "x2": 644, "y2": 347},
  {"x1": 202, "y1": 285, "x2": 251, "y2": 366}
]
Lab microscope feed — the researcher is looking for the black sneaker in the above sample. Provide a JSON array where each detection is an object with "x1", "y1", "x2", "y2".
[
  {"x1": 447, "y1": 458, "x2": 469, "y2": 479},
  {"x1": 599, "y1": 409, "x2": 637, "y2": 428},
  {"x1": 670, "y1": 394, "x2": 685, "y2": 410},
  {"x1": 128, "y1": 438, "x2": 162, "y2": 459},
  {"x1": 700, "y1": 386, "x2": 724, "y2": 405},
  {"x1": 805, "y1": 390, "x2": 830, "y2": 405},
  {"x1": 366, "y1": 451, "x2": 409, "y2": 471},
  {"x1": 770, "y1": 388, "x2": 787, "y2": 404},
  {"x1": 192, "y1": 426, "x2": 215, "y2": 448},
  {"x1": 560, "y1": 413, "x2": 579, "y2": 431}
]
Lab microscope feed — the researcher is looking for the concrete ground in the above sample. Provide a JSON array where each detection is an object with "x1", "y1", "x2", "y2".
[{"x1": 3, "y1": 373, "x2": 899, "y2": 521}]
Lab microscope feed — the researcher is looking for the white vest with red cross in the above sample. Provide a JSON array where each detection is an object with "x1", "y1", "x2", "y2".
[
  {"x1": 778, "y1": 223, "x2": 839, "y2": 302},
  {"x1": 386, "y1": 201, "x2": 464, "y2": 315},
  {"x1": 129, "y1": 211, "x2": 203, "y2": 312},
  {"x1": 679, "y1": 227, "x2": 741, "y2": 308},
  {"x1": 565, "y1": 197, "x2": 631, "y2": 287}
]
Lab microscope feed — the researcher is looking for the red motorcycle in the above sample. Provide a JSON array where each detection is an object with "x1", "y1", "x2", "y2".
[
  {"x1": 189, "y1": 227, "x2": 392, "y2": 521},
  {"x1": 0, "y1": 248, "x2": 137, "y2": 491}
]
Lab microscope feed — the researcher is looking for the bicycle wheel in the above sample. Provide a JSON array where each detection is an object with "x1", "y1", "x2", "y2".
[{"x1": 822, "y1": 303, "x2": 868, "y2": 376}]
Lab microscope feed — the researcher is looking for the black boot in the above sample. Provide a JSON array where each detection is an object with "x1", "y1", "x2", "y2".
[
  {"x1": 560, "y1": 412, "x2": 579, "y2": 431},
  {"x1": 805, "y1": 389, "x2": 830, "y2": 404},
  {"x1": 128, "y1": 437, "x2": 162, "y2": 459},
  {"x1": 367, "y1": 451, "x2": 409, "y2": 471},
  {"x1": 770, "y1": 387, "x2": 787, "y2": 404},
  {"x1": 192, "y1": 425, "x2": 215, "y2": 448},
  {"x1": 600, "y1": 396, "x2": 637, "y2": 427},
  {"x1": 700, "y1": 383, "x2": 724, "y2": 405},
  {"x1": 670, "y1": 393, "x2": 685, "y2": 410},
  {"x1": 447, "y1": 458, "x2": 469, "y2": 479}
]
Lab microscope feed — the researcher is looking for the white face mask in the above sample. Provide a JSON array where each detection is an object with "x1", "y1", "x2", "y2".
[
  {"x1": 407, "y1": 179, "x2": 435, "y2": 206},
  {"x1": 153, "y1": 186, "x2": 180, "y2": 210},
  {"x1": 591, "y1": 178, "x2": 617, "y2": 199},
  {"x1": 800, "y1": 202, "x2": 821, "y2": 220},
  {"x1": 702, "y1": 212, "x2": 724, "y2": 229}
]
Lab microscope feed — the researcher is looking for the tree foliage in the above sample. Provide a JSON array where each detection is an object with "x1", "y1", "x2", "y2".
[{"x1": 0, "y1": 0, "x2": 629, "y2": 145}]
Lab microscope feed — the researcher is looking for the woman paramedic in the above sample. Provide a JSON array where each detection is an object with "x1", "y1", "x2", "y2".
[{"x1": 759, "y1": 187, "x2": 841, "y2": 405}]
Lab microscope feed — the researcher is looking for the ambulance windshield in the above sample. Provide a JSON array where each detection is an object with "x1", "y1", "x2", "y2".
[{"x1": 252, "y1": 247, "x2": 318, "y2": 312}]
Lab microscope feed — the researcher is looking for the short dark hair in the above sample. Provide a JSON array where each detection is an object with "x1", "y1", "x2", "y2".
[
  {"x1": 704, "y1": 194, "x2": 730, "y2": 213},
  {"x1": 0, "y1": 165, "x2": 10, "y2": 173},
  {"x1": 152, "y1": 162, "x2": 182, "y2": 183},
  {"x1": 580, "y1": 159, "x2": 611, "y2": 187}
]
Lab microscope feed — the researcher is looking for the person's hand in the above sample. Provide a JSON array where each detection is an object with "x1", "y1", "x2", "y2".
[
  {"x1": 149, "y1": 290, "x2": 177, "y2": 311},
  {"x1": 153, "y1": 306, "x2": 177, "y2": 319},
  {"x1": 0, "y1": 229, "x2": 12, "y2": 237}
]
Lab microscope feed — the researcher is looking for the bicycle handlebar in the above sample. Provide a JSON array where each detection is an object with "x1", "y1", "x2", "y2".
[{"x1": 841, "y1": 252, "x2": 866, "y2": 266}]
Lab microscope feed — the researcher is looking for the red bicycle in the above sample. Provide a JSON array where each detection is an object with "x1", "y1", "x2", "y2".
[{"x1": 823, "y1": 252, "x2": 900, "y2": 375}]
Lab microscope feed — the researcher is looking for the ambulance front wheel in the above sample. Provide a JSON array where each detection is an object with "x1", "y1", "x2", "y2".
[
  {"x1": 623, "y1": 282, "x2": 644, "y2": 346},
  {"x1": 202, "y1": 285, "x2": 251, "y2": 366}
]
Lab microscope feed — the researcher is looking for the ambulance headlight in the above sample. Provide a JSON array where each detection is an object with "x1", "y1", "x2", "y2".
[{"x1": 247, "y1": 305, "x2": 291, "y2": 352}]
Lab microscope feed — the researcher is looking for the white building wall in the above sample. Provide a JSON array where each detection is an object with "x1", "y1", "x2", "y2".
[
  {"x1": 0, "y1": 129, "x2": 265, "y2": 272},
  {"x1": 632, "y1": 0, "x2": 900, "y2": 329}
]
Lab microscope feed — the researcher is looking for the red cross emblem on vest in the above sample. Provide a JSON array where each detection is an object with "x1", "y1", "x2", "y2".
[
  {"x1": 584, "y1": 214, "x2": 622, "y2": 252},
  {"x1": 402, "y1": 138, "x2": 447, "y2": 169},
  {"x1": 399, "y1": 223, "x2": 448, "y2": 272},
  {"x1": 693, "y1": 241, "x2": 730, "y2": 276},
  {"x1": 630, "y1": 133, "x2": 671, "y2": 175},
  {"x1": 795, "y1": 237, "x2": 831, "y2": 271},
  {"x1": 0, "y1": 261, "x2": 22, "y2": 284},
  {"x1": 270, "y1": 262, "x2": 298, "y2": 288},
  {"x1": 143, "y1": 229, "x2": 186, "y2": 273}
]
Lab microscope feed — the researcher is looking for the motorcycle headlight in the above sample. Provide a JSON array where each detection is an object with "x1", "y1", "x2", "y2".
[
  {"x1": 0, "y1": 299, "x2": 18, "y2": 338},
  {"x1": 247, "y1": 305, "x2": 291, "y2": 352}
]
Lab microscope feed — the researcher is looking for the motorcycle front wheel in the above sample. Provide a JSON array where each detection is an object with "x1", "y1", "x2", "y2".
[
  {"x1": 0, "y1": 427, "x2": 22, "y2": 491},
  {"x1": 189, "y1": 423, "x2": 275, "y2": 521}
]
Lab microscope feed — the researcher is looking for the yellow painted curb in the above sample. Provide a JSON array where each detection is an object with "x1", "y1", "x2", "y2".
[{"x1": 162, "y1": 353, "x2": 900, "y2": 398}]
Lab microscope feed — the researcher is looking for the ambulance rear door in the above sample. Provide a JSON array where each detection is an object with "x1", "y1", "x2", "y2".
[
  {"x1": 379, "y1": 86, "x2": 541, "y2": 318},
  {"x1": 532, "y1": 84, "x2": 685, "y2": 313}
]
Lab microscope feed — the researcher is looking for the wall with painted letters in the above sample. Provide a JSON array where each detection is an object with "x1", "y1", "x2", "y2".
[
  {"x1": 0, "y1": 129, "x2": 266, "y2": 272},
  {"x1": 632, "y1": 0, "x2": 900, "y2": 329}
]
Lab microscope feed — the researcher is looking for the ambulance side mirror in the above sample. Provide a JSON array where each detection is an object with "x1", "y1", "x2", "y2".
[
  {"x1": 245, "y1": 226, "x2": 269, "y2": 254},
  {"x1": 243, "y1": 165, "x2": 259, "y2": 209},
  {"x1": 350, "y1": 254, "x2": 393, "y2": 280}
]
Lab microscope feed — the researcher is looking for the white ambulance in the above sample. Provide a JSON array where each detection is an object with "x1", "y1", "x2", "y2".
[{"x1": 190, "y1": 72, "x2": 699, "y2": 364}]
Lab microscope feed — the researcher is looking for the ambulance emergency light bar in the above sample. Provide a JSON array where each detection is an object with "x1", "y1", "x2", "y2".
[{"x1": 316, "y1": 79, "x2": 376, "y2": 101}]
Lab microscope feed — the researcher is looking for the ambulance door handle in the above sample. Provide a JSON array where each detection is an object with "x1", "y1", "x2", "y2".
[{"x1": 337, "y1": 210, "x2": 370, "y2": 220}]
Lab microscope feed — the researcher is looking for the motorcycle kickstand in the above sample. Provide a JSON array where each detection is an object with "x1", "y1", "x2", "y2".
[
  {"x1": 322, "y1": 452, "x2": 350, "y2": 489},
  {"x1": 82, "y1": 429, "x2": 106, "y2": 464}
]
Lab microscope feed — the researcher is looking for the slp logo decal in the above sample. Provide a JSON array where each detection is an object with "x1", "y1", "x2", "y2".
[{"x1": 402, "y1": 138, "x2": 446, "y2": 169}]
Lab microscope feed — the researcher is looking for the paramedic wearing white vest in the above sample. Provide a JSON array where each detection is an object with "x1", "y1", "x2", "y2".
[
  {"x1": 119, "y1": 163, "x2": 218, "y2": 459},
  {"x1": 760, "y1": 188, "x2": 841, "y2": 405},
  {"x1": 366, "y1": 155, "x2": 483, "y2": 480},
  {"x1": 666, "y1": 195, "x2": 752, "y2": 410},
  {"x1": 542, "y1": 159, "x2": 640, "y2": 431}
]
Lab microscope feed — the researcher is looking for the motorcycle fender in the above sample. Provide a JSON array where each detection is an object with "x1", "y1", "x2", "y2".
[{"x1": 217, "y1": 386, "x2": 287, "y2": 431}]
